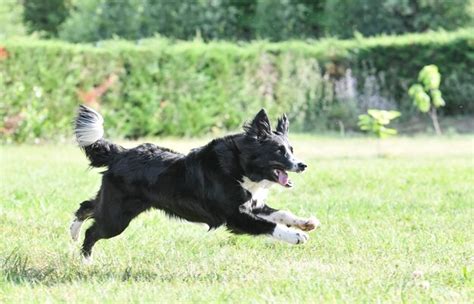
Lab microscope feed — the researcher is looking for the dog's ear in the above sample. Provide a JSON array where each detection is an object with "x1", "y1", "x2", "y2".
[
  {"x1": 276, "y1": 114, "x2": 289, "y2": 135},
  {"x1": 244, "y1": 109, "x2": 272, "y2": 139}
]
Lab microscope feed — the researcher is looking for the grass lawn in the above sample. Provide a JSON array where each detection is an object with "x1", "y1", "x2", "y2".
[{"x1": 1, "y1": 135, "x2": 473, "y2": 302}]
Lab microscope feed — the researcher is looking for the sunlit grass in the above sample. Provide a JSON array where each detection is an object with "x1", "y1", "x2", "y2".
[{"x1": 1, "y1": 135, "x2": 473, "y2": 302}]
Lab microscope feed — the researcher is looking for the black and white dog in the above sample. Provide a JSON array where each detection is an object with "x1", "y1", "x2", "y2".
[{"x1": 71, "y1": 106, "x2": 320, "y2": 261}]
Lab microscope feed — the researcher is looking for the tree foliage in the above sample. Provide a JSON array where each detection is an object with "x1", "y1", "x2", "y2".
[
  {"x1": 22, "y1": 0, "x2": 70, "y2": 37},
  {"x1": 409, "y1": 64, "x2": 446, "y2": 134},
  {"x1": 409, "y1": 65, "x2": 446, "y2": 113},
  {"x1": 324, "y1": 0, "x2": 473, "y2": 38},
  {"x1": 52, "y1": 0, "x2": 474, "y2": 42}
]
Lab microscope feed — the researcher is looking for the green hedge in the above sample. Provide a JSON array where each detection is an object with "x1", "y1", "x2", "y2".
[{"x1": 1, "y1": 29, "x2": 473, "y2": 142}]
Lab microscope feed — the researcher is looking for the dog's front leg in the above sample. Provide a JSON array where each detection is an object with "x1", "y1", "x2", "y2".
[
  {"x1": 226, "y1": 211, "x2": 309, "y2": 245},
  {"x1": 252, "y1": 205, "x2": 320, "y2": 232}
]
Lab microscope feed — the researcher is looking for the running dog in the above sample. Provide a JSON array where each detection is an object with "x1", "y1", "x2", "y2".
[{"x1": 71, "y1": 106, "x2": 320, "y2": 261}]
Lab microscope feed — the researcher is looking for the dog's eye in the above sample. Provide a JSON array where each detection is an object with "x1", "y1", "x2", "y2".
[
  {"x1": 290, "y1": 146, "x2": 294, "y2": 153},
  {"x1": 278, "y1": 146, "x2": 286, "y2": 154}
]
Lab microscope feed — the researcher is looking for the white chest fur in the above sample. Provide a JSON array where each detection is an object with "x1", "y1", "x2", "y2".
[{"x1": 240, "y1": 177, "x2": 273, "y2": 208}]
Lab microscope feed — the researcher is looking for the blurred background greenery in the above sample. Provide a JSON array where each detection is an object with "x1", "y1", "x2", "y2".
[
  {"x1": 0, "y1": 0, "x2": 473, "y2": 142},
  {"x1": 3, "y1": 0, "x2": 473, "y2": 41}
]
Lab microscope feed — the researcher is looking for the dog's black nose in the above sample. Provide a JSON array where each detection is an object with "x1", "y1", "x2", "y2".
[{"x1": 297, "y1": 162, "x2": 307, "y2": 172}]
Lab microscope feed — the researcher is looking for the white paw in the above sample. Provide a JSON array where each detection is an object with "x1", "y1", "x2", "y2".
[
  {"x1": 272, "y1": 225, "x2": 309, "y2": 245},
  {"x1": 82, "y1": 254, "x2": 93, "y2": 265},
  {"x1": 70, "y1": 218, "x2": 83, "y2": 242},
  {"x1": 296, "y1": 216, "x2": 321, "y2": 232}
]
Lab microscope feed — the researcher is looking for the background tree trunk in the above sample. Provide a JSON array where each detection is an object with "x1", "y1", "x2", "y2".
[{"x1": 429, "y1": 107, "x2": 442, "y2": 135}]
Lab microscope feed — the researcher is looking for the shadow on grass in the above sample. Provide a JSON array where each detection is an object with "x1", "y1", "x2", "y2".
[{"x1": 1, "y1": 250, "x2": 224, "y2": 286}]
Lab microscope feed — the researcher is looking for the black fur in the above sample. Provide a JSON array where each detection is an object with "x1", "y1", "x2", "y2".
[{"x1": 72, "y1": 107, "x2": 307, "y2": 258}]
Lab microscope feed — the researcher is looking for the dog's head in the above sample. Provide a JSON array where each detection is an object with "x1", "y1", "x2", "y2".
[{"x1": 239, "y1": 109, "x2": 306, "y2": 187}]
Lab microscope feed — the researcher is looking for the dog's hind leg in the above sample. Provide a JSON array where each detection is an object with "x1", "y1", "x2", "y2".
[
  {"x1": 81, "y1": 221, "x2": 101, "y2": 263},
  {"x1": 81, "y1": 214, "x2": 136, "y2": 262},
  {"x1": 70, "y1": 199, "x2": 95, "y2": 241},
  {"x1": 81, "y1": 198, "x2": 145, "y2": 262}
]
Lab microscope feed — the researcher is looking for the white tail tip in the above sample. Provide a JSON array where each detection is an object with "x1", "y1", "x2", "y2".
[{"x1": 75, "y1": 105, "x2": 104, "y2": 147}]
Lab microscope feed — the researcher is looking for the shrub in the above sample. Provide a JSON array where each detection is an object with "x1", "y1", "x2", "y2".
[
  {"x1": 358, "y1": 109, "x2": 401, "y2": 139},
  {"x1": 1, "y1": 29, "x2": 473, "y2": 142}
]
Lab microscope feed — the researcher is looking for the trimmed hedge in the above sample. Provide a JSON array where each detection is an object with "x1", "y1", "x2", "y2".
[{"x1": 1, "y1": 29, "x2": 473, "y2": 142}]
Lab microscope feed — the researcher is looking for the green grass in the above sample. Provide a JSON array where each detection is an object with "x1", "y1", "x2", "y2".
[{"x1": 1, "y1": 136, "x2": 473, "y2": 303}]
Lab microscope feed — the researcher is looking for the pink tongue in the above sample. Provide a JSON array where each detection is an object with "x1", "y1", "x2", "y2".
[{"x1": 277, "y1": 170, "x2": 289, "y2": 186}]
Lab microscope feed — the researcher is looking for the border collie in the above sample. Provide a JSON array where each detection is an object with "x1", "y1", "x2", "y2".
[{"x1": 71, "y1": 106, "x2": 320, "y2": 261}]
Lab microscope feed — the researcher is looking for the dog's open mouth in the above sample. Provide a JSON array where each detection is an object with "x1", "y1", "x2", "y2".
[{"x1": 273, "y1": 169, "x2": 293, "y2": 188}]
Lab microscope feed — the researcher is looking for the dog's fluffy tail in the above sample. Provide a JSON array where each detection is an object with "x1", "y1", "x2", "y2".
[{"x1": 74, "y1": 105, "x2": 124, "y2": 167}]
